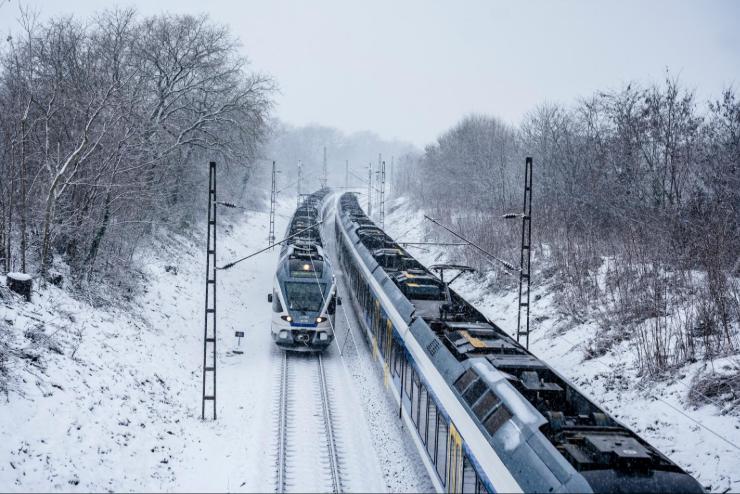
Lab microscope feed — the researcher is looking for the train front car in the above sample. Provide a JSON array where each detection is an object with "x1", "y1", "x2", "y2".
[
  {"x1": 269, "y1": 190, "x2": 338, "y2": 351},
  {"x1": 333, "y1": 192, "x2": 704, "y2": 494}
]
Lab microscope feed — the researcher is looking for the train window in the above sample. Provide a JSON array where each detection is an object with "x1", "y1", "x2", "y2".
[
  {"x1": 471, "y1": 390, "x2": 501, "y2": 421},
  {"x1": 462, "y1": 379, "x2": 487, "y2": 406},
  {"x1": 411, "y1": 376, "x2": 419, "y2": 427},
  {"x1": 426, "y1": 401, "x2": 438, "y2": 459},
  {"x1": 419, "y1": 385, "x2": 428, "y2": 443},
  {"x1": 284, "y1": 282, "x2": 326, "y2": 312},
  {"x1": 387, "y1": 322, "x2": 394, "y2": 361},
  {"x1": 462, "y1": 455, "x2": 477, "y2": 494},
  {"x1": 483, "y1": 405, "x2": 512, "y2": 437},
  {"x1": 288, "y1": 259, "x2": 323, "y2": 277},
  {"x1": 435, "y1": 418, "x2": 448, "y2": 484},
  {"x1": 404, "y1": 361, "x2": 413, "y2": 398},
  {"x1": 272, "y1": 290, "x2": 283, "y2": 312},
  {"x1": 476, "y1": 477, "x2": 493, "y2": 494},
  {"x1": 454, "y1": 369, "x2": 477, "y2": 394},
  {"x1": 414, "y1": 372, "x2": 422, "y2": 426}
]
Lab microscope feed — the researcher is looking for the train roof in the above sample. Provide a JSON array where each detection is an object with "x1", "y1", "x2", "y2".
[{"x1": 280, "y1": 189, "x2": 328, "y2": 257}]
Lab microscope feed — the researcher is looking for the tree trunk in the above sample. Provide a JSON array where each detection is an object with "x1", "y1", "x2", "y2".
[
  {"x1": 6, "y1": 140, "x2": 14, "y2": 273},
  {"x1": 40, "y1": 188, "x2": 57, "y2": 278},
  {"x1": 85, "y1": 191, "x2": 111, "y2": 275},
  {"x1": 20, "y1": 116, "x2": 27, "y2": 273}
]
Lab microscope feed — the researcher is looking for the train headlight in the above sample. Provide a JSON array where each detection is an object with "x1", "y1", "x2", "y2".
[
  {"x1": 319, "y1": 332, "x2": 328, "y2": 341},
  {"x1": 281, "y1": 315, "x2": 293, "y2": 322},
  {"x1": 315, "y1": 316, "x2": 326, "y2": 323},
  {"x1": 279, "y1": 330, "x2": 289, "y2": 339}
]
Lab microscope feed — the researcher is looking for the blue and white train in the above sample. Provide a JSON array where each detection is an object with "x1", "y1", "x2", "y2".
[
  {"x1": 269, "y1": 190, "x2": 339, "y2": 351},
  {"x1": 333, "y1": 192, "x2": 703, "y2": 493}
]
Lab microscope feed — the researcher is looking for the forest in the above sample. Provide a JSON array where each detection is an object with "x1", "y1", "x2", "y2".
[
  {"x1": 396, "y1": 76, "x2": 740, "y2": 377},
  {"x1": 0, "y1": 10, "x2": 273, "y2": 288}
]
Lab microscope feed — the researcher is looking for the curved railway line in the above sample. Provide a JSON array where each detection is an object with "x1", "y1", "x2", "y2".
[{"x1": 275, "y1": 351, "x2": 343, "y2": 494}]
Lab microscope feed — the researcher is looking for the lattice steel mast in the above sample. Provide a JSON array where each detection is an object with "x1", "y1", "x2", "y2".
[{"x1": 202, "y1": 161, "x2": 218, "y2": 420}]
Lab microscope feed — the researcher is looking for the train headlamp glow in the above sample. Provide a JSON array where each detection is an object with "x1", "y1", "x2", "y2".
[
  {"x1": 281, "y1": 315, "x2": 293, "y2": 322},
  {"x1": 302, "y1": 263, "x2": 311, "y2": 270},
  {"x1": 315, "y1": 316, "x2": 326, "y2": 323}
]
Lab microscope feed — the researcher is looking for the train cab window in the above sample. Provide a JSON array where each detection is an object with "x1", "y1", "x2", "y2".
[
  {"x1": 472, "y1": 391, "x2": 501, "y2": 421},
  {"x1": 435, "y1": 419, "x2": 448, "y2": 484},
  {"x1": 483, "y1": 405, "x2": 512, "y2": 437},
  {"x1": 284, "y1": 282, "x2": 326, "y2": 312},
  {"x1": 454, "y1": 369, "x2": 477, "y2": 394},
  {"x1": 272, "y1": 290, "x2": 283, "y2": 312}
]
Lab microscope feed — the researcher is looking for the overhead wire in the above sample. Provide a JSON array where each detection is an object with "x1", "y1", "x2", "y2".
[{"x1": 217, "y1": 221, "x2": 323, "y2": 270}]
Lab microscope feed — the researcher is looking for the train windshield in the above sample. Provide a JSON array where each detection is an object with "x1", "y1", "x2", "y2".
[{"x1": 284, "y1": 282, "x2": 326, "y2": 312}]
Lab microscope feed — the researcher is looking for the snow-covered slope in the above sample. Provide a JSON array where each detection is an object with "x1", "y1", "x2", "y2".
[
  {"x1": 383, "y1": 196, "x2": 740, "y2": 494},
  {"x1": 0, "y1": 200, "x2": 429, "y2": 492}
]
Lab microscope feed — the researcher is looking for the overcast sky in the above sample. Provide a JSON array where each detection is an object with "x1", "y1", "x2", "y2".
[{"x1": 1, "y1": 0, "x2": 738, "y2": 147}]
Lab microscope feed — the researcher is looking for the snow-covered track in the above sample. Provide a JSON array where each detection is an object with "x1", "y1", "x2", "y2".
[
  {"x1": 274, "y1": 352, "x2": 343, "y2": 494},
  {"x1": 317, "y1": 354, "x2": 342, "y2": 493},
  {"x1": 276, "y1": 352, "x2": 290, "y2": 493}
]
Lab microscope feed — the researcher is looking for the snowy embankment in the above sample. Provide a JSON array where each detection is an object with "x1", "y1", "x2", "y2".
[
  {"x1": 383, "y1": 196, "x2": 740, "y2": 494},
  {"x1": 0, "y1": 199, "x2": 427, "y2": 492}
]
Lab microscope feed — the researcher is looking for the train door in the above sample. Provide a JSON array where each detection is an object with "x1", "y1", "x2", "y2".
[{"x1": 447, "y1": 423, "x2": 463, "y2": 493}]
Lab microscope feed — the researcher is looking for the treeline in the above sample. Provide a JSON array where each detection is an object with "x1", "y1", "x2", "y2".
[
  {"x1": 0, "y1": 10, "x2": 273, "y2": 286},
  {"x1": 397, "y1": 76, "x2": 739, "y2": 375},
  {"x1": 265, "y1": 122, "x2": 416, "y2": 192}
]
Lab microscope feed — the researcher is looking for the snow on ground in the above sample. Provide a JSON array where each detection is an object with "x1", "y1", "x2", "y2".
[
  {"x1": 0, "y1": 197, "x2": 429, "y2": 493},
  {"x1": 383, "y1": 196, "x2": 740, "y2": 494}
]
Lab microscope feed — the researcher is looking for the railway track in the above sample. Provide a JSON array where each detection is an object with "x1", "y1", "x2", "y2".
[{"x1": 275, "y1": 352, "x2": 343, "y2": 493}]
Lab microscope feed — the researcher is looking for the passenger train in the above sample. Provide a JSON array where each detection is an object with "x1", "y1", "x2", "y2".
[
  {"x1": 332, "y1": 192, "x2": 703, "y2": 493},
  {"x1": 269, "y1": 189, "x2": 339, "y2": 351}
]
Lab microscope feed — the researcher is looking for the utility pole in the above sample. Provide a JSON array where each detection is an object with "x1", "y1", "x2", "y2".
[
  {"x1": 202, "y1": 161, "x2": 218, "y2": 420},
  {"x1": 297, "y1": 160, "x2": 303, "y2": 207},
  {"x1": 269, "y1": 161, "x2": 277, "y2": 247},
  {"x1": 515, "y1": 157, "x2": 533, "y2": 349},
  {"x1": 367, "y1": 162, "x2": 372, "y2": 216},
  {"x1": 345, "y1": 160, "x2": 349, "y2": 188},
  {"x1": 390, "y1": 156, "x2": 394, "y2": 198},
  {"x1": 321, "y1": 146, "x2": 328, "y2": 189},
  {"x1": 379, "y1": 160, "x2": 386, "y2": 229}
]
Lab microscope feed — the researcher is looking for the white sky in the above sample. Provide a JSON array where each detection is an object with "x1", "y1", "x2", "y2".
[{"x1": 1, "y1": 0, "x2": 738, "y2": 147}]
